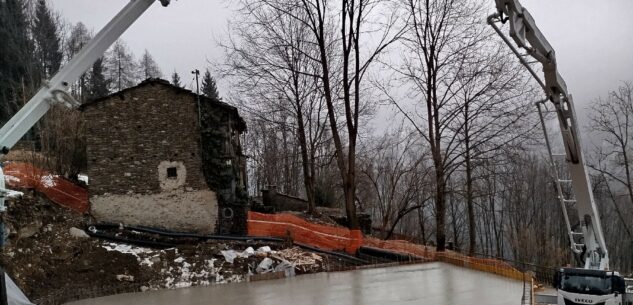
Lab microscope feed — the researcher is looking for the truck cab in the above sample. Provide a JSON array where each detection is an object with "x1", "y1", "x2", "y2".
[{"x1": 553, "y1": 268, "x2": 626, "y2": 305}]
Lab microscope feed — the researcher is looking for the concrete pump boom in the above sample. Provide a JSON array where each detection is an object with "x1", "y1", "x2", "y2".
[{"x1": 488, "y1": 0, "x2": 608, "y2": 271}]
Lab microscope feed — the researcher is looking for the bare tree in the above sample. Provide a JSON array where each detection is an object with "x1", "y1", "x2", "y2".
[
  {"x1": 386, "y1": 0, "x2": 490, "y2": 251},
  {"x1": 138, "y1": 49, "x2": 162, "y2": 79},
  {"x1": 588, "y1": 82, "x2": 633, "y2": 206},
  {"x1": 269, "y1": 0, "x2": 404, "y2": 227},
  {"x1": 222, "y1": 0, "x2": 329, "y2": 212},
  {"x1": 105, "y1": 40, "x2": 139, "y2": 91},
  {"x1": 360, "y1": 126, "x2": 432, "y2": 239},
  {"x1": 452, "y1": 44, "x2": 539, "y2": 255}
]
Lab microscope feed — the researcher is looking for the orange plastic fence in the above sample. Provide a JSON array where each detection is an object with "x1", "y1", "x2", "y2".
[
  {"x1": 436, "y1": 252, "x2": 530, "y2": 282},
  {"x1": 247, "y1": 211, "x2": 363, "y2": 254},
  {"x1": 249, "y1": 211, "x2": 531, "y2": 282},
  {"x1": 3, "y1": 162, "x2": 88, "y2": 213},
  {"x1": 363, "y1": 237, "x2": 436, "y2": 260}
]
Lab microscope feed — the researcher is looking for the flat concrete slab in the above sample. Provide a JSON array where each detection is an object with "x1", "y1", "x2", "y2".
[{"x1": 67, "y1": 262, "x2": 524, "y2": 305}]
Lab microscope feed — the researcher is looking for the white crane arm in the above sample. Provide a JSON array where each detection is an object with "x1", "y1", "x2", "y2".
[{"x1": 488, "y1": 0, "x2": 609, "y2": 270}]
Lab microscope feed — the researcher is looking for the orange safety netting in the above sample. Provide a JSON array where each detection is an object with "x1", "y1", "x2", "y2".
[
  {"x1": 248, "y1": 211, "x2": 532, "y2": 282},
  {"x1": 436, "y1": 252, "x2": 529, "y2": 282},
  {"x1": 247, "y1": 211, "x2": 363, "y2": 254},
  {"x1": 3, "y1": 162, "x2": 88, "y2": 213},
  {"x1": 363, "y1": 237, "x2": 436, "y2": 260}
]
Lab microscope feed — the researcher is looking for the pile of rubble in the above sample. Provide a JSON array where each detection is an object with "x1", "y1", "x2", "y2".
[{"x1": 0, "y1": 190, "x2": 340, "y2": 305}]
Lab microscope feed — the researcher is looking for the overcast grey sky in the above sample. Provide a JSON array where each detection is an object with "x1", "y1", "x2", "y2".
[
  {"x1": 52, "y1": 0, "x2": 633, "y2": 126},
  {"x1": 52, "y1": 0, "x2": 235, "y2": 90}
]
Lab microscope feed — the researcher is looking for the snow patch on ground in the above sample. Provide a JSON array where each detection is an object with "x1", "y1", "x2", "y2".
[
  {"x1": 102, "y1": 242, "x2": 154, "y2": 257},
  {"x1": 101, "y1": 241, "x2": 246, "y2": 290},
  {"x1": 166, "y1": 256, "x2": 244, "y2": 289},
  {"x1": 77, "y1": 174, "x2": 89, "y2": 185},
  {"x1": 4, "y1": 189, "x2": 23, "y2": 198},
  {"x1": 40, "y1": 175, "x2": 57, "y2": 187},
  {"x1": 4, "y1": 175, "x2": 20, "y2": 183},
  {"x1": 101, "y1": 243, "x2": 318, "y2": 291}
]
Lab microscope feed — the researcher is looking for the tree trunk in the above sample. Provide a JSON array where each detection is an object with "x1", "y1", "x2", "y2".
[
  {"x1": 465, "y1": 115, "x2": 476, "y2": 256},
  {"x1": 418, "y1": 207, "x2": 427, "y2": 245},
  {"x1": 435, "y1": 170, "x2": 447, "y2": 251},
  {"x1": 296, "y1": 101, "x2": 316, "y2": 214}
]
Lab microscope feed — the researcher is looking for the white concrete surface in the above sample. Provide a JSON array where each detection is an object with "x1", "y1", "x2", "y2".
[{"x1": 67, "y1": 262, "x2": 524, "y2": 305}]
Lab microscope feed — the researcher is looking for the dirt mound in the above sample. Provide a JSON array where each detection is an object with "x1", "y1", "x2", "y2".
[{"x1": 0, "y1": 191, "x2": 147, "y2": 303}]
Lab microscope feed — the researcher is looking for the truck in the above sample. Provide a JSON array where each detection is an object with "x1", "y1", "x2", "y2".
[{"x1": 488, "y1": 1, "x2": 631, "y2": 304}]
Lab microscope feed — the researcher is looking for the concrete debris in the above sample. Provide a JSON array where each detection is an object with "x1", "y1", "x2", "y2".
[
  {"x1": 243, "y1": 247, "x2": 255, "y2": 256},
  {"x1": 116, "y1": 275, "x2": 135, "y2": 282},
  {"x1": 256, "y1": 258, "x2": 275, "y2": 274},
  {"x1": 256, "y1": 246, "x2": 272, "y2": 254},
  {"x1": 272, "y1": 247, "x2": 323, "y2": 274},
  {"x1": 77, "y1": 174, "x2": 89, "y2": 185},
  {"x1": 17, "y1": 221, "x2": 42, "y2": 239},
  {"x1": 221, "y1": 247, "x2": 256, "y2": 264},
  {"x1": 69, "y1": 227, "x2": 90, "y2": 239},
  {"x1": 220, "y1": 250, "x2": 238, "y2": 264},
  {"x1": 273, "y1": 260, "x2": 296, "y2": 277}
]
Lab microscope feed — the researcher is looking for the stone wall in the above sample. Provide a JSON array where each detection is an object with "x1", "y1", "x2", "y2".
[
  {"x1": 83, "y1": 80, "x2": 215, "y2": 233},
  {"x1": 261, "y1": 187, "x2": 309, "y2": 212},
  {"x1": 83, "y1": 81, "x2": 207, "y2": 195}
]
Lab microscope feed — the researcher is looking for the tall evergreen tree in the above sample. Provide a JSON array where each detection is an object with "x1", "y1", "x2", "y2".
[
  {"x1": 201, "y1": 69, "x2": 220, "y2": 100},
  {"x1": 32, "y1": 0, "x2": 62, "y2": 79},
  {"x1": 171, "y1": 71, "x2": 183, "y2": 88},
  {"x1": 0, "y1": 0, "x2": 36, "y2": 123},
  {"x1": 87, "y1": 57, "x2": 109, "y2": 100},
  {"x1": 66, "y1": 22, "x2": 92, "y2": 101},
  {"x1": 139, "y1": 49, "x2": 162, "y2": 79}
]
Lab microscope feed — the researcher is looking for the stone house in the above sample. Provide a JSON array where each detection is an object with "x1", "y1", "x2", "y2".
[{"x1": 81, "y1": 78, "x2": 247, "y2": 234}]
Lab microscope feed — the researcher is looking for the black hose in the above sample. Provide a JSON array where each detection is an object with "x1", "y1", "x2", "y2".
[
  {"x1": 294, "y1": 242, "x2": 368, "y2": 265},
  {"x1": 358, "y1": 246, "x2": 424, "y2": 262},
  {"x1": 87, "y1": 230, "x2": 176, "y2": 248},
  {"x1": 91, "y1": 223, "x2": 284, "y2": 242}
]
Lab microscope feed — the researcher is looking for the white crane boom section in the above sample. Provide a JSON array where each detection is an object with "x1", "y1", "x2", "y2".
[{"x1": 488, "y1": 0, "x2": 608, "y2": 270}]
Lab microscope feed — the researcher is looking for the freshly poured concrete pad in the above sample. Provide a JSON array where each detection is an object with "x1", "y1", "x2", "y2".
[{"x1": 67, "y1": 262, "x2": 523, "y2": 305}]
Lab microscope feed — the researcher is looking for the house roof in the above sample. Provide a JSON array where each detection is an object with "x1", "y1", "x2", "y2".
[{"x1": 80, "y1": 78, "x2": 246, "y2": 131}]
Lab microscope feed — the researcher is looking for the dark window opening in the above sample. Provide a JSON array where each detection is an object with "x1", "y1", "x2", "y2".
[{"x1": 167, "y1": 167, "x2": 178, "y2": 179}]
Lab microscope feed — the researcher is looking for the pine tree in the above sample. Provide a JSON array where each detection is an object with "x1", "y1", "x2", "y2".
[
  {"x1": 171, "y1": 71, "x2": 183, "y2": 88},
  {"x1": 105, "y1": 40, "x2": 139, "y2": 92},
  {"x1": 201, "y1": 69, "x2": 220, "y2": 101},
  {"x1": 87, "y1": 57, "x2": 109, "y2": 100},
  {"x1": 32, "y1": 0, "x2": 62, "y2": 79},
  {"x1": 139, "y1": 49, "x2": 162, "y2": 79},
  {"x1": 0, "y1": 0, "x2": 36, "y2": 123},
  {"x1": 66, "y1": 22, "x2": 92, "y2": 101}
]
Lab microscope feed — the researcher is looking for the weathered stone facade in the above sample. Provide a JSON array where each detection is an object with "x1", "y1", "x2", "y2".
[{"x1": 82, "y1": 79, "x2": 247, "y2": 234}]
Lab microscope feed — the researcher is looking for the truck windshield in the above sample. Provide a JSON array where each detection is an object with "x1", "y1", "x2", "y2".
[{"x1": 560, "y1": 274, "x2": 613, "y2": 296}]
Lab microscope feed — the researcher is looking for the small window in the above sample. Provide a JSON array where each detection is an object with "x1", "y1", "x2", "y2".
[{"x1": 167, "y1": 167, "x2": 178, "y2": 179}]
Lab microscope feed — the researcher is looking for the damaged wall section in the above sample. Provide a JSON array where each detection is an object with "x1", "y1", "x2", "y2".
[{"x1": 198, "y1": 91, "x2": 248, "y2": 235}]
